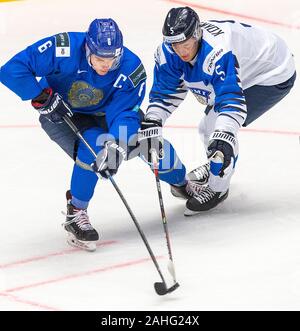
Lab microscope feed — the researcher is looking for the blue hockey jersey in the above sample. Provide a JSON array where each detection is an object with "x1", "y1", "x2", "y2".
[{"x1": 0, "y1": 32, "x2": 146, "y2": 128}]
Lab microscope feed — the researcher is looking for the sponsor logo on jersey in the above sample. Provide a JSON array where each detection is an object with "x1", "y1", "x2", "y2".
[
  {"x1": 68, "y1": 81, "x2": 104, "y2": 108},
  {"x1": 190, "y1": 88, "x2": 211, "y2": 105},
  {"x1": 203, "y1": 48, "x2": 224, "y2": 75},
  {"x1": 77, "y1": 69, "x2": 87, "y2": 74},
  {"x1": 128, "y1": 63, "x2": 147, "y2": 88},
  {"x1": 77, "y1": 69, "x2": 88, "y2": 74}
]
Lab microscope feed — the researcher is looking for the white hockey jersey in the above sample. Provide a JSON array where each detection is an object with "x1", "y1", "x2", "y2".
[{"x1": 146, "y1": 20, "x2": 295, "y2": 131}]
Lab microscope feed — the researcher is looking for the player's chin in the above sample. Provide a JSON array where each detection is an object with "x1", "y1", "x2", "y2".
[
  {"x1": 96, "y1": 69, "x2": 110, "y2": 75},
  {"x1": 180, "y1": 55, "x2": 191, "y2": 62}
]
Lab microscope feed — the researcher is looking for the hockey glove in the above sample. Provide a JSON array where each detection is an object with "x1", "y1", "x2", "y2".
[
  {"x1": 138, "y1": 119, "x2": 163, "y2": 163},
  {"x1": 207, "y1": 130, "x2": 237, "y2": 177},
  {"x1": 92, "y1": 141, "x2": 127, "y2": 179},
  {"x1": 32, "y1": 88, "x2": 73, "y2": 124}
]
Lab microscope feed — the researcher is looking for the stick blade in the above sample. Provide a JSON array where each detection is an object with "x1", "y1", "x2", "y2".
[
  {"x1": 154, "y1": 282, "x2": 180, "y2": 295},
  {"x1": 167, "y1": 282, "x2": 180, "y2": 293},
  {"x1": 154, "y1": 282, "x2": 168, "y2": 295}
]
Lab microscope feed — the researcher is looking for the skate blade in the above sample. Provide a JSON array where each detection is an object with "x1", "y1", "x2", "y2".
[
  {"x1": 171, "y1": 193, "x2": 188, "y2": 201},
  {"x1": 170, "y1": 188, "x2": 189, "y2": 200},
  {"x1": 66, "y1": 233, "x2": 97, "y2": 252},
  {"x1": 184, "y1": 208, "x2": 201, "y2": 217}
]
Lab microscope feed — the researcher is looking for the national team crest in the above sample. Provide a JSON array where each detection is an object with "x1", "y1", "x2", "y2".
[
  {"x1": 68, "y1": 81, "x2": 104, "y2": 108},
  {"x1": 190, "y1": 88, "x2": 211, "y2": 105}
]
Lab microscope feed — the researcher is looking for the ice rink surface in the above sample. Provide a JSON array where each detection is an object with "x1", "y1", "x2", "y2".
[{"x1": 0, "y1": 0, "x2": 299, "y2": 311}]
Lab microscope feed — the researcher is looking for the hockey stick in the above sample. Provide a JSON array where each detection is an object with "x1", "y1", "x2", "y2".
[
  {"x1": 150, "y1": 150, "x2": 180, "y2": 294},
  {"x1": 63, "y1": 115, "x2": 178, "y2": 295}
]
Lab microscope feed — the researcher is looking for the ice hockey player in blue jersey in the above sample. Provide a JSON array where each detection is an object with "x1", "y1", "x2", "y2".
[
  {"x1": 0, "y1": 19, "x2": 147, "y2": 251},
  {"x1": 139, "y1": 7, "x2": 296, "y2": 216}
]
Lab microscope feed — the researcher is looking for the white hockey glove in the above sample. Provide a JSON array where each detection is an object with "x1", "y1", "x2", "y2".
[
  {"x1": 138, "y1": 119, "x2": 164, "y2": 163},
  {"x1": 92, "y1": 141, "x2": 126, "y2": 179}
]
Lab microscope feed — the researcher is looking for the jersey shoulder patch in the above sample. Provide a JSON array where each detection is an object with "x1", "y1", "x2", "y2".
[
  {"x1": 55, "y1": 32, "x2": 70, "y2": 57},
  {"x1": 128, "y1": 63, "x2": 147, "y2": 88}
]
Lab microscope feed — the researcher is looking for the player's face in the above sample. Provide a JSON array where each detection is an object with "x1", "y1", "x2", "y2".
[
  {"x1": 172, "y1": 37, "x2": 199, "y2": 62},
  {"x1": 90, "y1": 55, "x2": 115, "y2": 75}
]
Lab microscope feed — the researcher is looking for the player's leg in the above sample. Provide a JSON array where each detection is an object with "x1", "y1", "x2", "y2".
[
  {"x1": 40, "y1": 114, "x2": 105, "y2": 250},
  {"x1": 185, "y1": 72, "x2": 296, "y2": 215},
  {"x1": 187, "y1": 105, "x2": 230, "y2": 186},
  {"x1": 39, "y1": 114, "x2": 78, "y2": 159},
  {"x1": 185, "y1": 109, "x2": 234, "y2": 215},
  {"x1": 243, "y1": 72, "x2": 296, "y2": 126},
  {"x1": 187, "y1": 107, "x2": 216, "y2": 185},
  {"x1": 139, "y1": 137, "x2": 198, "y2": 200},
  {"x1": 157, "y1": 139, "x2": 189, "y2": 198},
  {"x1": 66, "y1": 124, "x2": 109, "y2": 251}
]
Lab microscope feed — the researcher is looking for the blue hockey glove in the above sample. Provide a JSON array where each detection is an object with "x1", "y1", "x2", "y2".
[
  {"x1": 32, "y1": 88, "x2": 73, "y2": 124},
  {"x1": 92, "y1": 141, "x2": 127, "y2": 179}
]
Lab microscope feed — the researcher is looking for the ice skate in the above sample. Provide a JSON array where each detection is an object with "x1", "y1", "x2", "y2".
[
  {"x1": 170, "y1": 180, "x2": 204, "y2": 200},
  {"x1": 184, "y1": 185, "x2": 229, "y2": 216},
  {"x1": 187, "y1": 162, "x2": 210, "y2": 185},
  {"x1": 62, "y1": 191, "x2": 99, "y2": 252}
]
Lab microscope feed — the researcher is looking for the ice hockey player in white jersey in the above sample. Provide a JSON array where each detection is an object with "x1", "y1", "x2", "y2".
[{"x1": 139, "y1": 6, "x2": 296, "y2": 215}]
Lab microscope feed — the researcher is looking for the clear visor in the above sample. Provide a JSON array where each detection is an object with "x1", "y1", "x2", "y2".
[{"x1": 85, "y1": 44, "x2": 123, "y2": 71}]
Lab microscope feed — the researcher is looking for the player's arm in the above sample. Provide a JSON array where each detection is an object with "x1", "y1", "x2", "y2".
[
  {"x1": 93, "y1": 62, "x2": 146, "y2": 178},
  {"x1": 140, "y1": 44, "x2": 187, "y2": 162},
  {"x1": 145, "y1": 43, "x2": 188, "y2": 125},
  {"x1": 212, "y1": 51, "x2": 247, "y2": 131},
  {"x1": 1, "y1": 35, "x2": 73, "y2": 123},
  {"x1": 0, "y1": 36, "x2": 59, "y2": 100},
  {"x1": 208, "y1": 51, "x2": 246, "y2": 176}
]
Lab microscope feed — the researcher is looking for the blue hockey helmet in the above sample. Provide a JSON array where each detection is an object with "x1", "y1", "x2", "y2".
[{"x1": 86, "y1": 18, "x2": 123, "y2": 69}]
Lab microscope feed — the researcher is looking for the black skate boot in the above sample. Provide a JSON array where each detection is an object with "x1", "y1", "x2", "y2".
[
  {"x1": 170, "y1": 180, "x2": 204, "y2": 200},
  {"x1": 62, "y1": 191, "x2": 99, "y2": 251},
  {"x1": 187, "y1": 162, "x2": 210, "y2": 184},
  {"x1": 184, "y1": 185, "x2": 229, "y2": 216}
]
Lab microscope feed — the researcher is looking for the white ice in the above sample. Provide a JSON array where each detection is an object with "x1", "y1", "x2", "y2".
[{"x1": 0, "y1": 0, "x2": 299, "y2": 311}]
